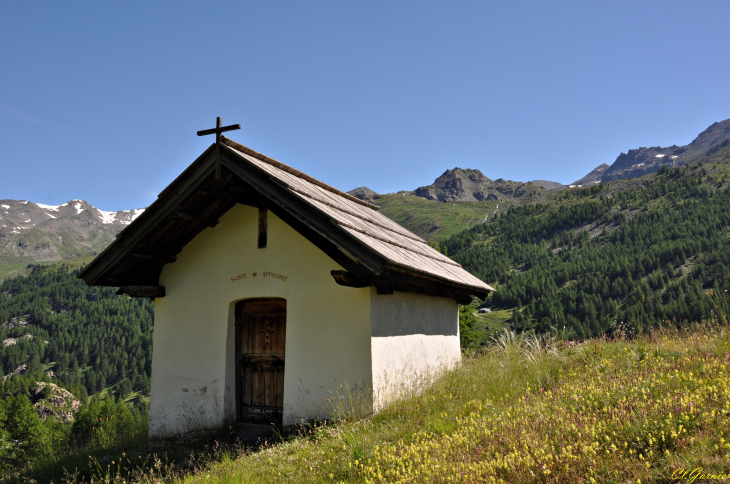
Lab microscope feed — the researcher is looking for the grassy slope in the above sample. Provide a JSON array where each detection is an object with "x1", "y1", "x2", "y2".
[
  {"x1": 473, "y1": 307, "x2": 512, "y2": 338},
  {"x1": 0, "y1": 254, "x2": 96, "y2": 284},
  {"x1": 144, "y1": 323, "x2": 729, "y2": 484},
  {"x1": 378, "y1": 152, "x2": 730, "y2": 244},
  {"x1": 0, "y1": 263, "x2": 30, "y2": 284},
  {"x1": 375, "y1": 193, "x2": 547, "y2": 241},
  {"x1": 375, "y1": 194, "x2": 499, "y2": 240}
]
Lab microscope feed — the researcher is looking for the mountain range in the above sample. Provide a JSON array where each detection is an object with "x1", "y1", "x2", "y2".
[
  {"x1": 347, "y1": 117, "x2": 730, "y2": 203},
  {"x1": 1, "y1": 117, "x2": 729, "y2": 276},
  {"x1": 571, "y1": 164, "x2": 609, "y2": 187},
  {"x1": 0, "y1": 199, "x2": 143, "y2": 277}
]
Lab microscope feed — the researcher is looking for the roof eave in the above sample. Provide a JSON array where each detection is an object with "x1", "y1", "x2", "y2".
[{"x1": 380, "y1": 263, "x2": 494, "y2": 301}]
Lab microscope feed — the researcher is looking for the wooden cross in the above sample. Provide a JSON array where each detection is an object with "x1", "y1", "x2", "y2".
[{"x1": 197, "y1": 117, "x2": 241, "y2": 179}]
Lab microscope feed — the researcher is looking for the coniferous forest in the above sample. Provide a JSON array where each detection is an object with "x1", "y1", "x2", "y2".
[
  {"x1": 443, "y1": 163, "x2": 730, "y2": 341},
  {"x1": 0, "y1": 265, "x2": 153, "y2": 396},
  {"x1": 0, "y1": 265, "x2": 153, "y2": 468}
]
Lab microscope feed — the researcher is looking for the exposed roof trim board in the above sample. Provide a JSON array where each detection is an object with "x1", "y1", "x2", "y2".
[
  {"x1": 156, "y1": 143, "x2": 218, "y2": 200},
  {"x1": 383, "y1": 264, "x2": 496, "y2": 292},
  {"x1": 220, "y1": 137, "x2": 379, "y2": 211},
  {"x1": 113, "y1": 144, "x2": 219, "y2": 244},
  {"x1": 219, "y1": 150, "x2": 387, "y2": 275},
  {"x1": 223, "y1": 144, "x2": 465, "y2": 267},
  {"x1": 344, "y1": 226, "x2": 492, "y2": 291}
]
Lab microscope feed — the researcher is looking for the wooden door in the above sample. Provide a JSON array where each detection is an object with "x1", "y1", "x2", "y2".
[{"x1": 236, "y1": 298, "x2": 286, "y2": 426}]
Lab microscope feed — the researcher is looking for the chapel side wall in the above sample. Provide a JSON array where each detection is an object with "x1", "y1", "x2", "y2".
[
  {"x1": 370, "y1": 289, "x2": 461, "y2": 409},
  {"x1": 149, "y1": 204, "x2": 372, "y2": 437}
]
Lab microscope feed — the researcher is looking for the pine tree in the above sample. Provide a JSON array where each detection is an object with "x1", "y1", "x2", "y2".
[
  {"x1": 5, "y1": 394, "x2": 50, "y2": 460},
  {"x1": 28, "y1": 353, "x2": 41, "y2": 375}
]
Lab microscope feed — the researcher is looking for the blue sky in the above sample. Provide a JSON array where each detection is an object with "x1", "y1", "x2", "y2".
[{"x1": 1, "y1": 1, "x2": 729, "y2": 210}]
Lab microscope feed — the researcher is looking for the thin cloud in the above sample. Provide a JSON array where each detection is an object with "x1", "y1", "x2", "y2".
[
  {"x1": 1, "y1": 106, "x2": 75, "y2": 129},
  {"x1": 2, "y1": 105, "x2": 47, "y2": 125}
]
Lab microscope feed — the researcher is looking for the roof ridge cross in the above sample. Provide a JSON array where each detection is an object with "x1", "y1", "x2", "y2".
[{"x1": 197, "y1": 117, "x2": 241, "y2": 179}]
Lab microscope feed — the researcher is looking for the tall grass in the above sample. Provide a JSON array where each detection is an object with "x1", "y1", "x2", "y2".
[
  {"x1": 165, "y1": 324, "x2": 730, "y2": 483},
  {"x1": 709, "y1": 284, "x2": 730, "y2": 326}
]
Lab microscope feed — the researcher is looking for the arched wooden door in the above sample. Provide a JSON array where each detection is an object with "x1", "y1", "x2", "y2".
[{"x1": 235, "y1": 298, "x2": 286, "y2": 428}]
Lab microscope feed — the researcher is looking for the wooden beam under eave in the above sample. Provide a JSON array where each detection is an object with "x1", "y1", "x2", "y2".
[
  {"x1": 173, "y1": 212, "x2": 195, "y2": 221},
  {"x1": 331, "y1": 270, "x2": 369, "y2": 288},
  {"x1": 116, "y1": 286, "x2": 166, "y2": 298}
]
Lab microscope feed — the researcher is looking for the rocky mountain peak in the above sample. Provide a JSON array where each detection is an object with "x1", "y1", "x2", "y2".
[
  {"x1": 414, "y1": 168, "x2": 495, "y2": 202},
  {"x1": 600, "y1": 118, "x2": 730, "y2": 183},
  {"x1": 437, "y1": 168, "x2": 491, "y2": 185},
  {"x1": 410, "y1": 168, "x2": 539, "y2": 202},
  {"x1": 685, "y1": 118, "x2": 730, "y2": 157},
  {"x1": 347, "y1": 187, "x2": 381, "y2": 204}
]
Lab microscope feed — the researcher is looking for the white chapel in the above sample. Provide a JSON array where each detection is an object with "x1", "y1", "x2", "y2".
[{"x1": 79, "y1": 135, "x2": 494, "y2": 438}]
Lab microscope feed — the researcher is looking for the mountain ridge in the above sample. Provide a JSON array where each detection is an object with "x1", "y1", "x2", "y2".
[
  {"x1": 572, "y1": 164, "x2": 609, "y2": 186},
  {"x1": 600, "y1": 119, "x2": 730, "y2": 182},
  {"x1": 350, "y1": 118, "x2": 730, "y2": 196},
  {"x1": 0, "y1": 199, "x2": 144, "y2": 273}
]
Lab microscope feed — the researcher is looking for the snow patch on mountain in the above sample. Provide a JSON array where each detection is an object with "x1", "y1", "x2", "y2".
[
  {"x1": 98, "y1": 210, "x2": 117, "y2": 224},
  {"x1": 36, "y1": 203, "x2": 61, "y2": 211},
  {"x1": 129, "y1": 208, "x2": 144, "y2": 221}
]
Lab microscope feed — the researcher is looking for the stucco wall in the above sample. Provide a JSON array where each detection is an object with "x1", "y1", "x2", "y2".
[
  {"x1": 370, "y1": 289, "x2": 461, "y2": 408},
  {"x1": 149, "y1": 204, "x2": 372, "y2": 437}
]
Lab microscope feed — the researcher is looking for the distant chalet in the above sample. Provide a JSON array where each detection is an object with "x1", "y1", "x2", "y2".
[{"x1": 78, "y1": 137, "x2": 493, "y2": 439}]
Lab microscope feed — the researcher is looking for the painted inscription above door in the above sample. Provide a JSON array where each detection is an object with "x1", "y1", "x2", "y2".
[{"x1": 231, "y1": 271, "x2": 288, "y2": 283}]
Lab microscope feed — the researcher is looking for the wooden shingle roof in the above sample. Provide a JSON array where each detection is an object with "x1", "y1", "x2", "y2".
[{"x1": 78, "y1": 138, "x2": 494, "y2": 303}]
